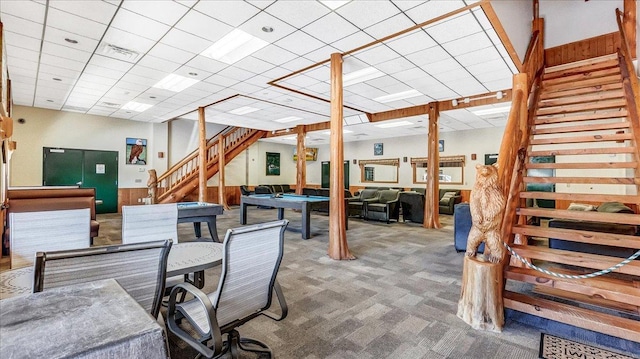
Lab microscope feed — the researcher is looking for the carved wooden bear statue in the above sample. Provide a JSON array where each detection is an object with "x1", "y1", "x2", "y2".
[{"x1": 466, "y1": 163, "x2": 506, "y2": 263}]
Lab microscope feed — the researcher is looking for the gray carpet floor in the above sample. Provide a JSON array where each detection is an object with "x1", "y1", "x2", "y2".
[{"x1": 94, "y1": 206, "x2": 542, "y2": 359}]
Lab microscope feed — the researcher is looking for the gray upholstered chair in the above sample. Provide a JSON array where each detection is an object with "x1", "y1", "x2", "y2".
[
  {"x1": 9, "y1": 208, "x2": 91, "y2": 269},
  {"x1": 347, "y1": 188, "x2": 380, "y2": 218},
  {"x1": 122, "y1": 203, "x2": 202, "y2": 290},
  {"x1": 239, "y1": 185, "x2": 253, "y2": 196},
  {"x1": 438, "y1": 189, "x2": 462, "y2": 215},
  {"x1": 167, "y1": 220, "x2": 289, "y2": 359},
  {"x1": 399, "y1": 191, "x2": 425, "y2": 223},
  {"x1": 364, "y1": 189, "x2": 401, "y2": 223},
  {"x1": 33, "y1": 240, "x2": 172, "y2": 318}
]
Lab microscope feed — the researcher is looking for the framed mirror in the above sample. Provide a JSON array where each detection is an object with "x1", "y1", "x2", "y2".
[
  {"x1": 359, "y1": 158, "x2": 399, "y2": 183},
  {"x1": 412, "y1": 155, "x2": 465, "y2": 185}
]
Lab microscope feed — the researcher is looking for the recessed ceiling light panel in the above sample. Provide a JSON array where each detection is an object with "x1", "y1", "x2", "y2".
[
  {"x1": 229, "y1": 106, "x2": 260, "y2": 115},
  {"x1": 153, "y1": 74, "x2": 199, "y2": 92},
  {"x1": 472, "y1": 106, "x2": 512, "y2": 116},
  {"x1": 122, "y1": 101, "x2": 153, "y2": 112},
  {"x1": 342, "y1": 67, "x2": 384, "y2": 87},
  {"x1": 274, "y1": 116, "x2": 302, "y2": 123},
  {"x1": 201, "y1": 29, "x2": 269, "y2": 65},
  {"x1": 374, "y1": 120, "x2": 413, "y2": 128},
  {"x1": 374, "y1": 89, "x2": 423, "y2": 103}
]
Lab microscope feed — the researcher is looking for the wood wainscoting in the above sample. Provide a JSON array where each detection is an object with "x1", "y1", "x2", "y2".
[{"x1": 544, "y1": 32, "x2": 621, "y2": 67}]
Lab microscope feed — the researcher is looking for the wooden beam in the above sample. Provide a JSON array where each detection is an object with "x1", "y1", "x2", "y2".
[
  {"x1": 295, "y1": 125, "x2": 307, "y2": 195},
  {"x1": 423, "y1": 102, "x2": 441, "y2": 229},
  {"x1": 218, "y1": 134, "x2": 229, "y2": 210},
  {"x1": 198, "y1": 107, "x2": 207, "y2": 203},
  {"x1": 624, "y1": 0, "x2": 636, "y2": 59},
  {"x1": 328, "y1": 53, "x2": 354, "y2": 260},
  {"x1": 481, "y1": 1, "x2": 524, "y2": 72}
]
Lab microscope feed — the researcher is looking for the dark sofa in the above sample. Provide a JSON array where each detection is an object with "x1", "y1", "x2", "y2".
[{"x1": 438, "y1": 189, "x2": 462, "y2": 215}]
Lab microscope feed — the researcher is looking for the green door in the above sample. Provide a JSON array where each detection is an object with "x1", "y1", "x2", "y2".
[
  {"x1": 321, "y1": 161, "x2": 349, "y2": 189},
  {"x1": 83, "y1": 150, "x2": 118, "y2": 213},
  {"x1": 43, "y1": 148, "x2": 119, "y2": 214},
  {"x1": 43, "y1": 148, "x2": 83, "y2": 187}
]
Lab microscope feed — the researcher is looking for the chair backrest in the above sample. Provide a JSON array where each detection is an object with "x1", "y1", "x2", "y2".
[
  {"x1": 122, "y1": 203, "x2": 178, "y2": 244},
  {"x1": 34, "y1": 240, "x2": 171, "y2": 318},
  {"x1": 359, "y1": 189, "x2": 380, "y2": 200},
  {"x1": 411, "y1": 187, "x2": 426, "y2": 195},
  {"x1": 378, "y1": 189, "x2": 400, "y2": 203},
  {"x1": 254, "y1": 186, "x2": 273, "y2": 194},
  {"x1": 10, "y1": 208, "x2": 91, "y2": 269},
  {"x1": 302, "y1": 188, "x2": 317, "y2": 196},
  {"x1": 240, "y1": 185, "x2": 252, "y2": 196},
  {"x1": 439, "y1": 189, "x2": 461, "y2": 199},
  {"x1": 213, "y1": 220, "x2": 288, "y2": 327}
]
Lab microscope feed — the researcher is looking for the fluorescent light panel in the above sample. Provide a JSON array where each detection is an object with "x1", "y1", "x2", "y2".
[
  {"x1": 122, "y1": 101, "x2": 153, "y2": 112},
  {"x1": 321, "y1": 129, "x2": 353, "y2": 135},
  {"x1": 374, "y1": 120, "x2": 412, "y2": 128},
  {"x1": 274, "y1": 116, "x2": 302, "y2": 123},
  {"x1": 373, "y1": 89, "x2": 423, "y2": 103},
  {"x1": 472, "y1": 106, "x2": 511, "y2": 116},
  {"x1": 229, "y1": 106, "x2": 260, "y2": 115},
  {"x1": 342, "y1": 67, "x2": 384, "y2": 87},
  {"x1": 201, "y1": 29, "x2": 269, "y2": 65},
  {"x1": 153, "y1": 74, "x2": 199, "y2": 92},
  {"x1": 320, "y1": 1, "x2": 350, "y2": 10}
]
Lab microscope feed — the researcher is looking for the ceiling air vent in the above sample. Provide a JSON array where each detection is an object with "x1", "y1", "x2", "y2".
[
  {"x1": 98, "y1": 42, "x2": 141, "y2": 63},
  {"x1": 353, "y1": 133, "x2": 368, "y2": 137},
  {"x1": 101, "y1": 102, "x2": 121, "y2": 108}
]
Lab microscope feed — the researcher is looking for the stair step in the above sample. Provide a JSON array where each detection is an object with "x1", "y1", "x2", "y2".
[
  {"x1": 523, "y1": 176, "x2": 639, "y2": 185},
  {"x1": 519, "y1": 191, "x2": 640, "y2": 204},
  {"x1": 536, "y1": 98, "x2": 627, "y2": 116},
  {"x1": 525, "y1": 161, "x2": 636, "y2": 169},
  {"x1": 544, "y1": 54, "x2": 619, "y2": 73},
  {"x1": 532, "y1": 286, "x2": 640, "y2": 315},
  {"x1": 532, "y1": 121, "x2": 629, "y2": 135},
  {"x1": 516, "y1": 208, "x2": 640, "y2": 225},
  {"x1": 505, "y1": 266, "x2": 640, "y2": 308},
  {"x1": 503, "y1": 290, "x2": 640, "y2": 343},
  {"x1": 528, "y1": 147, "x2": 636, "y2": 157},
  {"x1": 512, "y1": 225, "x2": 640, "y2": 249},
  {"x1": 530, "y1": 133, "x2": 632, "y2": 145},
  {"x1": 539, "y1": 82, "x2": 622, "y2": 100},
  {"x1": 542, "y1": 74, "x2": 622, "y2": 93},
  {"x1": 542, "y1": 67, "x2": 621, "y2": 87},
  {"x1": 543, "y1": 59, "x2": 621, "y2": 81},
  {"x1": 535, "y1": 109, "x2": 628, "y2": 125},
  {"x1": 507, "y1": 243, "x2": 640, "y2": 276},
  {"x1": 538, "y1": 89, "x2": 625, "y2": 108}
]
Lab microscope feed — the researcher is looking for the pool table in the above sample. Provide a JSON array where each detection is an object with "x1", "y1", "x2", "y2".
[
  {"x1": 240, "y1": 194, "x2": 348, "y2": 239},
  {"x1": 177, "y1": 202, "x2": 224, "y2": 242}
]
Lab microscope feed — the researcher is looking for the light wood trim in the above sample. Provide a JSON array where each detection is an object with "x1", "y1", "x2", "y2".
[
  {"x1": 543, "y1": 59, "x2": 620, "y2": 80},
  {"x1": 541, "y1": 74, "x2": 622, "y2": 94},
  {"x1": 523, "y1": 176, "x2": 639, "y2": 185},
  {"x1": 533, "y1": 286, "x2": 639, "y2": 315},
  {"x1": 520, "y1": 191, "x2": 640, "y2": 203},
  {"x1": 535, "y1": 109, "x2": 628, "y2": 125},
  {"x1": 217, "y1": 133, "x2": 229, "y2": 210},
  {"x1": 529, "y1": 133, "x2": 632, "y2": 145},
  {"x1": 424, "y1": 103, "x2": 440, "y2": 229},
  {"x1": 506, "y1": 267, "x2": 640, "y2": 309},
  {"x1": 528, "y1": 147, "x2": 636, "y2": 157},
  {"x1": 532, "y1": 121, "x2": 629, "y2": 135},
  {"x1": 512, "y1": 224, "x2": 640, "y2": 249},
  {"x1": 504, "y1": 291, "x2": 640, "y2": 343},
  {"x1": 536, "y1": 99, "x2": 626, "y2": 116},
  {"x1": 481, "y1": 1, "x2": 523, "y2": 72},
  {"x1": 623, "y1": 0, "x2": 636, "y2": 59},
  {"x1": 539, "y1": 82, "x2": 622, "y2": 100},
  {"x1": 545, "y1": 54, "x2": 618, "y2": 73},
  {"x1": 542, "y1": 67, "x2": 621, "y2": 87},
  {"x1": 359, "y1": 158, "x2": 400, "y2": 166},
  {"x1": 544, "y1": 32, "x2": 622, "y2": 68},
  {"x1": 198, "y1": 107, "x2": 207, "y2": 203},
  {"x1": 327, "y1": 53, "x2": 353, "y2": 260},
  {"x1": 516, "y1": 207, "x2": 640, "y2": 225},
  {"x1": 295, "y1": 125, "x2": 306, "y2": 195},
  {"x1": 525, "y1": 161, "x2": 636, "y2": 169},
  {"x1": 538, "y1": 89, "x2": 625, "y2": 108}
]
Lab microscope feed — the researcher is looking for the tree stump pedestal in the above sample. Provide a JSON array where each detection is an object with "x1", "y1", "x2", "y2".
[{"x1": 457, "y1": 256, "x2": 504, "y2": 332}]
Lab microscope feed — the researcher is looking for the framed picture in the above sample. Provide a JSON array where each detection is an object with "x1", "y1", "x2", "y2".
[
  {"x1": 438, "y1": 139, "x2": 444, "y2": 152},
  {"x1": 374, "y1": 143, "x2": 383, "y2": 156},
  {"x1": 293, "y1": 147, "x2": 318, "y2": 161},
  {"x1": 126, "y1": 138, "x2": 147, "y2": 165},
  {"x1": 266, "y1": 152, "x2": 280, "y2": 176}
]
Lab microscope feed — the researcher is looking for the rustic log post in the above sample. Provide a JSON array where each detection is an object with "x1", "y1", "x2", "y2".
[
  {"x1": 423, "y1": 102, "x2": 441, "y2": 229},
  {"x1": 147, "y1": 169, "x2": 157, "y2": 204},
  {"x1": 328, "y1": 52, "x2": 354, "y2": 260},
  {"x1": 295, "y1": 125, "x2": 307, "y2": 195},
  {"x1": 198, "y1": 107, "x2": 207, "y2": 203},
  {"x1": 457, "y1": 256, "x2": 504, "y2": 332},
  {"x1": 623, "y1": 0, "x2": 636, "y2": 57},
  {"x1": 218, "y1": 134, "x2": 229, "y2": 210}
]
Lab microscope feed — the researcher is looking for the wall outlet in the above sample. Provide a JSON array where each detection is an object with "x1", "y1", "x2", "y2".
[{"x1": 138, "y1": 198, "x2": 142, "y2": 203}]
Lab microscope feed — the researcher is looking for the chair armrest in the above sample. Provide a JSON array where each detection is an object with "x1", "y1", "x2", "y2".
[
  {"x1": 167, "y1": 283, "x2": 223, "y2": 358},
  {"x1": 261, "y1": 280, "x2": 288, "y2": 322}
]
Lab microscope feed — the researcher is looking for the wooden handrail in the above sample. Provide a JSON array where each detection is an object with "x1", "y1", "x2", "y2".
[{"x1": 616, "y1": 8, "x2": 640, "y2": 108}]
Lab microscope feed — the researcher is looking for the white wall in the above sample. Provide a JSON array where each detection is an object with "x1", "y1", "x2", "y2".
[
  {"x1": 247, "y1": 140, "x2": 297, "y2": 186},
  {"x1": 540, "y1": 0, "x2": 622, "y2": 48},
  {"x1": 10, "y1": 105, "x2": 163, "y2": 188},
  {"x1": 491, "y1": 0, "x2": 532, "y2": 63},
  {"x1": 168, "y1": 118, "x2": 226, "y2": 166}
]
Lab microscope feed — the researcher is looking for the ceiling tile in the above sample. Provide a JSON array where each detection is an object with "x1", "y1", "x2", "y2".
[
  {"x1": 184, "y1": 55, "x2": 228, "y2": 74},
  {"x1": 375, "y1": 56, "x2": 415, "y2": 75},
  {"x1": 0, "y1": 0, "x2": 45, "y2": 22},
  {"x1": 386, "y1": 30, "x2": 437, "y2": 56},
  {"x1": 83, "y1": 64, "x2": 126, "y2": 80},
  {"x1": 252, "y1": 45, "x2": 298, "y2": 66},
  {"x1": 275, "y1": 31, "x2": 326, "y2": 56},
  {"x1": 0, "y1": 14, "x2": 44, "y2": 39},
  {"x1": 472, "y1": 7, "x2": 493, "y2": 30},
  {"x1": 3, "y1": 31, "x2": 41, "y2": 52},
  {"x1": 337, "y1": 1, "x2": 400, "y2": 29},
  {"x1": 405, "y1": 0, "x2": 466, "y2": 24},
  {"x1": 160, "y1": 28, "x2": 213, "y2": 54},
  {"x1": 363, "y1": 13, "x2": 414, "y2": 39},
  {"x1": 353, "y1": 44, "x2": 400, "y2": 65},
  {"x1": 175, "y1": 9, "x2": 233, "y2": 43},
  {"x1": 391, "y1": 1, "x2": 428, "y2": 12},
  {"x1": 303, "y1": 12, "x2": 359, "y2": 44},
  {"x1": 38, "y1": 63, "x2": 81, "y2": 79},
  {"x1": 146, "y1": 43, "x2": 195, "y2": 64},
  {"x1": 216, "y1": 66, "x2": 257, "y2": 82},
  {"x1": 39, "y1": 53, "x2": 86, "y2": 72},
  {"x1": 425, "y1": 58, "x2": 464, "y2": 75},
  {"x1": 137, "y1": 55, "x2": 182, "y2": 74},
  {"x1": 174, "y1": 65, "x2": 214, "y2": 81},
  {"x1": 7, "y1": 46, "x2": 41, "y2": 63},
  {"x1": 43, "y1": 27, "x2": 99, "y2": 53},
  {"x1": 194, "y1": 1, "x2": 261, "y2": 27},
  {"x1": 238, "y1": 11, "x2": 298, "y2": 43},
  {"x1": 46, "y1": 8, "x2": 108, "y2": 40},
  {"x1": 203, "y1": 74, "x2": 240, "y2": 88},
  {"x1": 8, "y1": 59, "x2": 39, "y2": 73},
  {"x1": 330, "y1": 31, "x2": 376, "y2": 52},
  {"x1": 234, "y1": 56, "x2": 277, "y2": 75},
  {"x1": 42, "y1": 41, "x2": 92, "y2": 63},
  {"x1": 100, "y1": 27, "x2": 157, "y2": 56},
  {"x1": 245, "y1": 1, "x2": 276, "y2": 10},
  {"x1": 304, "y1": 45, "x2": 340, "y2": 62},
  {"x1": 89, "y1": 55, "x2": 135, "y2": 72},
  {"x1": 442, "y1": 32, "x2": 491, "y2": 57},
  {"x1": 280, "y1": 57, "x2": 315, "y2": 72},
  {"x1": 405, "y1": 46, "x2": 451, "y2": 67},
  {"x1": 457, "y1": 46, "x2": 502, "y2": 67},
  {"x1": 48, "y1": 0, "x2": 117, "y2": 24},
  {"x1": 110, "y1": 9, "x2": 171, "y2": 41},
  {"x1": 265, "y1": 1, "x2": 330, "y2": 28},
  {"x1": 121, "y1": 0, "x2": 190, "y2": 26}
]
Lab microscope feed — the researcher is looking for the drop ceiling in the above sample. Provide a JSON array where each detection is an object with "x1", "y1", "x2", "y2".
[{"x1": 0, "y1": 0, "x2": 516, "y2": 144}]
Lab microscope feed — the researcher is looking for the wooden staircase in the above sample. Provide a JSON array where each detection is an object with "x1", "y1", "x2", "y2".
[
  {"x1": 155, "y1": 126, "x2": 266, "y2": 204},
  {"x1": 503, "y1": 54, "x2": 640, "y2": 342}
]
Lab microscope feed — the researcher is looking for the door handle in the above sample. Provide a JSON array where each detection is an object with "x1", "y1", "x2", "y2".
[{"x1": 76, "y1": 181, "x2": 82, "y2": 186}]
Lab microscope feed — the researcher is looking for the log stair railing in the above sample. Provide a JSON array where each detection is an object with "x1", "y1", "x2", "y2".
[
  {"x1": 502, "y1": 45, "x2": 640, "y2": 342},
  {"x1": 154, "y1": 126, "x2": 266, "y2": 203}
]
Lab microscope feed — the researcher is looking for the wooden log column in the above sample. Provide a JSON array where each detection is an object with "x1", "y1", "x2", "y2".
[
  {"x1": 424, "y1": 102, "x2": 441, "y2": 229},
  {"x1": 295, "y1": 125, "x2": 307, "y2": 195},
  {"x1": 328, "y1": 53, "x2": 354, "y2": 260},
  {"x1": 218, "y1": 134, "x2": 229, "y2": 210},
  {"x1": 198, "y1": 107, "x2": 207, "y2": 203},
  {"x1": 457, "y1": 256, "x2": 504, "y2": 332}
]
